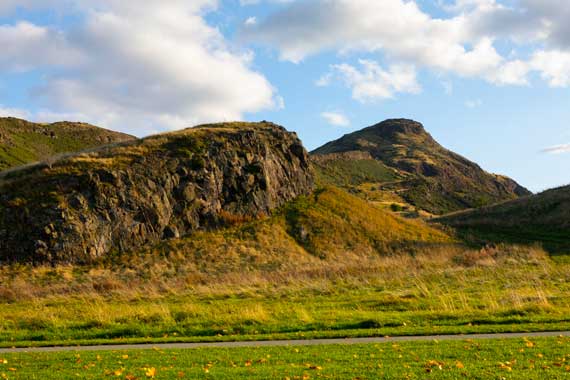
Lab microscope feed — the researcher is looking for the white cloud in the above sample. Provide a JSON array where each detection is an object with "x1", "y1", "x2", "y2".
[
  {"x1": 320, "y1": 60, "x2": 421, "y2": 102},
  {"x1": 486, "y1": 60, "x2": 530, "y2": 86},
  {"x1": 315, "y1": 72, "x2": 333, "y2": 87},
  {"x1": 321, "y1": 111, "x2": 350, "y2": 127},
  {"x1": 0, "y1": 0, "x2": 277, "y2": 136},
  {"x1": 464, "y1": 99, "x2": 483, "y2": 108},
  {"x1": 0, "y1": 105, "x2": 30, "y2": 119},
  {"x1": 244, "y1": 17, "x2": 257, "y2": 26},
  {"x1": 242, "y1": 0, "x2": 504, "y2": 77},
  {"x1": 542, "y1": 143, "x2": 570, "y2": 154},
  {"x1": 243, "y1": 0, "x2": 570, "y2": 89},
  {"x1": 530, "y1": 50, "x2": 570, "y2": 87},
  {"x1": 0, "y1": 22, "x2": 81, "y2": 71},
  {"x1": 239, "y1": 0, "x2": 295, "y2": 5}
]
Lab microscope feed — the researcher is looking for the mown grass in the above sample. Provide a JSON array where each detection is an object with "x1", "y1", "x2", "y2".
[{"x1": 3, "y1": 336, "x2": 570, "y2": 379}]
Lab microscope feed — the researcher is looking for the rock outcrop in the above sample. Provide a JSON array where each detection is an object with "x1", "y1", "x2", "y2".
[{"x1": 0, "y1": 122, "x2": 314, "y2": 264}]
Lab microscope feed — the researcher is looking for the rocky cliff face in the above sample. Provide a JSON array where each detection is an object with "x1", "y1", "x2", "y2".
[{"x1": 0, "y1": 122, "x2": 314, "y2": 264}]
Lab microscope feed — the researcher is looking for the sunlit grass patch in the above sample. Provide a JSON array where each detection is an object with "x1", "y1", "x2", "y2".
[{"x1": 3, "y1": 336, "x2": 570, "y2": 379}]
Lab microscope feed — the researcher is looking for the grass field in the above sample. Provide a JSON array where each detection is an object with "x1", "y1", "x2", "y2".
[
  {"x1": 3, "y1": 337, "x2": 570, "y2": 379},
  {"x1": 2, "y1": 242, "x2": 570, "y2": 348}
]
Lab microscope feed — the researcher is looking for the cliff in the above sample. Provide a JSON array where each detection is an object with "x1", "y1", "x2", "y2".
[{"x1": 0, "y1": 122, "x2": 314, "y2": 264}]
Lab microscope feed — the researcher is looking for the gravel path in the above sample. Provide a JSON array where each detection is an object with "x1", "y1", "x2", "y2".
[{"x1": 1, "y1": 331, "x2": 569, "y2": 353}]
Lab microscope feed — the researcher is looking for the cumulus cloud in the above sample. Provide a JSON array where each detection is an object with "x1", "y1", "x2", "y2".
[
  {"x1": 242, "y1": 0, "x2": 504, "y2": 76},
  {"x1": 0, "y1": 0, "x2": 277, "y2": 135},
  {"x1": 243, "y1": 0, "x2": 570, "y2": 89},
  {"x1": 321, "y1": 111, "x2": 350, "y2": 127},
  {"x1": 0, "y1": 22, "x2": 81, "y2": 71},
  {"x1": 530, "y1": 50, "x2": 570, "y2": 87},
  {"x1": 319, "y1": 60, "x2": 421, "y2": 102},
  {"x1": 542, "y1": 143, "x2": 570, "y2": 154}
]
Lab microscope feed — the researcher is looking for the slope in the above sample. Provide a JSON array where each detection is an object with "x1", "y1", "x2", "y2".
[
  {"x1": 0, "y1": 117, "x2": 136, "y2": 171},
  {"x1": 312, "y1": 119, "x2": 530, "y2": 215},
  {"x1": 437, "y1": 185, "x2": 570, "y2": 253},
  {"x1": 141, "y1": 185, "x2": 454, "y2": 274}
]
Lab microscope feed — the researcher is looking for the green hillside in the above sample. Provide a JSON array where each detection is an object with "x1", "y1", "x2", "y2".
[
  {"x1": 0, "y1": 117, "x2": 136, "y2": 171},
  {"x1": 437, "y1": 185, "x2": 570, "y2": 254},
  {"x1": 312, "y1": 119, "x2": 530, "y2": 215}
]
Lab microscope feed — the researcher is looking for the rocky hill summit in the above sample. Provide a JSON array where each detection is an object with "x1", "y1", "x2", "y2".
[
  {"x1": 0, "y1": 117, "x2": 136, "y2": 171},
  {"x1": 312, "y1": 119, "x2": 530, "y2": 214},
  {"x1": 0, "y1": 122, "x2": 313, "y2": 264}
]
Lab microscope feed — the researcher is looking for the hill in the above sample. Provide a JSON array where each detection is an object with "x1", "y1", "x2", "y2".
[
  {"x1": 312, "y1": 119, "x2": 530, "y2": 215},
  {"x1": 0, "y1": 122, "x2": 313, "y2": 264},
  {"x1": 131, "y1": 185, "x2": 453, "y2": 274},
  {"x1": 0, "y1": 117, "x2": 136, "y2": 171},
  {"x1": 436, "y1": 185, "x2": 570, "y2": 254}
]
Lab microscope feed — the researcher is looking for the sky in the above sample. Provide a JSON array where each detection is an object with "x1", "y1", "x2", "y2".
[{"x1": 0, "y1": 0, "x2": 569, "y2": 192}]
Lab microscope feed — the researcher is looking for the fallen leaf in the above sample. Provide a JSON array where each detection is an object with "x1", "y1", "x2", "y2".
[{"x1": 145, "y1": 367, "x2": 157, "y2": 378}]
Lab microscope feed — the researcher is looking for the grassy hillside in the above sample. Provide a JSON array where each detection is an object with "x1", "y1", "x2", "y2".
[
  {"x1": 140, "y1": 186, "x2": 452, "y2": 270},
  {"x1": 311, "y1": 151, "x2": 399, "y2": 187},
  {"x1": 437, "y1": 185, "x2": 570, "y2": 254},
  {"x1": 0, "y1": 117, "x2": 136, "y2": 171},
  {"x1": 312, "y1": 119, "x2": 530, "y2": 215}
]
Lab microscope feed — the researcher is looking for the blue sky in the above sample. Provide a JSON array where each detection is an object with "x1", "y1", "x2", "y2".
[{"x1": 0, "y1": 0, "x2": 569, "y2": 191}]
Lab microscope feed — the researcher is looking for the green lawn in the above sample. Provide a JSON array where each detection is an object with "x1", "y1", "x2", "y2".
[{"x1": 2, "y1": 337, "x2": 570, "y2": 379}]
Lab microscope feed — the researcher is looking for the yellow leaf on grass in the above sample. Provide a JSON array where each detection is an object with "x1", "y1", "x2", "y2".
[
  {"x1": 113, "y1": 369, "x2": 124, "y2": 376},
  {"x1": 245, "y1": 360, "x2": 252, "y2": 367},
  {"x1": 145, "y1": 367, "x2": 157, "y2": 378},
  {"x1": 499, "y1": 363, "x2": 512, "y2": 371},
  {"x1": 0, "y1": 359, "x2": 7, "y2": 364},
  {"x1": 456, "y1": 361, "x2": 465, "y2": 369}
]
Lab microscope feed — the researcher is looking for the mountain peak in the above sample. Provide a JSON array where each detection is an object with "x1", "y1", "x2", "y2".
[
  {"x1": 367, "y1": 118, "x2": 426, "y2": 137},
  {"x1": 311, "y1": 118, "x2": 531, "y2": 214}
]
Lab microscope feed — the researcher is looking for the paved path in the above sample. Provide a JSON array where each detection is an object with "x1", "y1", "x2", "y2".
[{"x1": 1, "y1": 331, "x2": 570, "y2": 354}]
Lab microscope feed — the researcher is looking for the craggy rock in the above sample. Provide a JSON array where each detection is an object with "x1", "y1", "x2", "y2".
[{"x1": 0, "y1": 122, "x2": 314, "y2": 264}]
